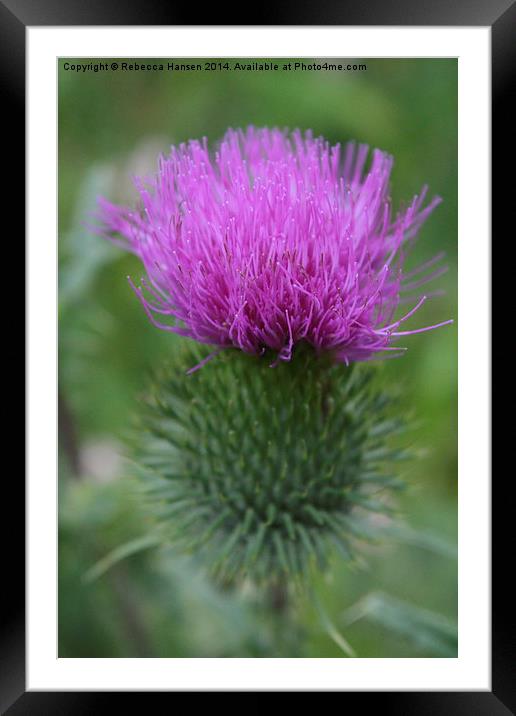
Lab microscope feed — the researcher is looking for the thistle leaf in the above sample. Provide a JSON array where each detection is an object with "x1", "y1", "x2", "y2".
[
  {"x1": 342, "y1": 591, "x2": 457, "y2": 656},
  {"x1": 83, "y1": 534, "x2": 160, "y2": 583},
  {"x1": 314, "y1": 593, "x2": 356, "y2": 658}
]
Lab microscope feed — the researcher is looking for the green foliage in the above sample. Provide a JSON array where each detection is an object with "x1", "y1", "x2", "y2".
[
  {"x1": 58, "y1": 477, "x2": 273, "y2": 657},
  {"x1": 133, "y1": 342, "x2": 407, "y2": 585}
]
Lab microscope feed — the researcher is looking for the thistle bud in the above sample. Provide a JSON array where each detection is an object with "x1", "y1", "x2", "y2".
[{"x1": 135, "y1": 343, "x2": 405, "y2": 584}]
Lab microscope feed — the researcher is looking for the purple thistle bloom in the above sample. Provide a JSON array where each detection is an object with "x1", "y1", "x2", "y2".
[{"x1": 97, "y1": 127, "x2": 451, "y2": 368}]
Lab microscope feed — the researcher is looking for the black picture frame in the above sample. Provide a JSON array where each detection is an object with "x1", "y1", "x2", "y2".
[{"x1": 7, "y1": 0, "x2": 509, "y2": 711}]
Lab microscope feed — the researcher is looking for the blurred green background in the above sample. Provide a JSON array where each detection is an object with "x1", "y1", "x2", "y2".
[{"x1": 58, "y1": 58, "x2": 457, "y2": 658}]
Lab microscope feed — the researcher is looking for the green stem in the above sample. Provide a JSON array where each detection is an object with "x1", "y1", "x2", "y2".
[{"x1": 269, "y1": 577, "x2": 289, "y2": 615}]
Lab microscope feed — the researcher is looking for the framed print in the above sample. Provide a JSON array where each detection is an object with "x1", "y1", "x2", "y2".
[{"x1": 6, "y1": 0, "x2": 510, "y2": 710}]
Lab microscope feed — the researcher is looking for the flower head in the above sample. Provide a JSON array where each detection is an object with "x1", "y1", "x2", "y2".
[{"x1": 98, "y1": 127, "x2": 450, "y2": 366}]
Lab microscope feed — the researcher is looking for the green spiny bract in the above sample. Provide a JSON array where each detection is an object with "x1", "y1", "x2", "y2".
[{"x1": 133, "y1": 342, "x2": 407, "y2": 586}]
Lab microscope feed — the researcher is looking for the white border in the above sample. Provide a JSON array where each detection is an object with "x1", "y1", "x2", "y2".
[{"x1": 27, "y1": 27, "x2": 490, "y2": 691}]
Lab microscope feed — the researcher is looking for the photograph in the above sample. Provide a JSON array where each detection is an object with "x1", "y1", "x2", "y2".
[{"x1": 57, "y1": 56, "x2": 458, "y2": 659}]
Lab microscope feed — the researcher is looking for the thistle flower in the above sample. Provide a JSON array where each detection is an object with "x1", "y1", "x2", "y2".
[
  {"x1": 97, "y1": 127, "x2": 451, "y2": 368},
  {"x1": 98, "y1": 128, "x2": 452, "y2": 587}
]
